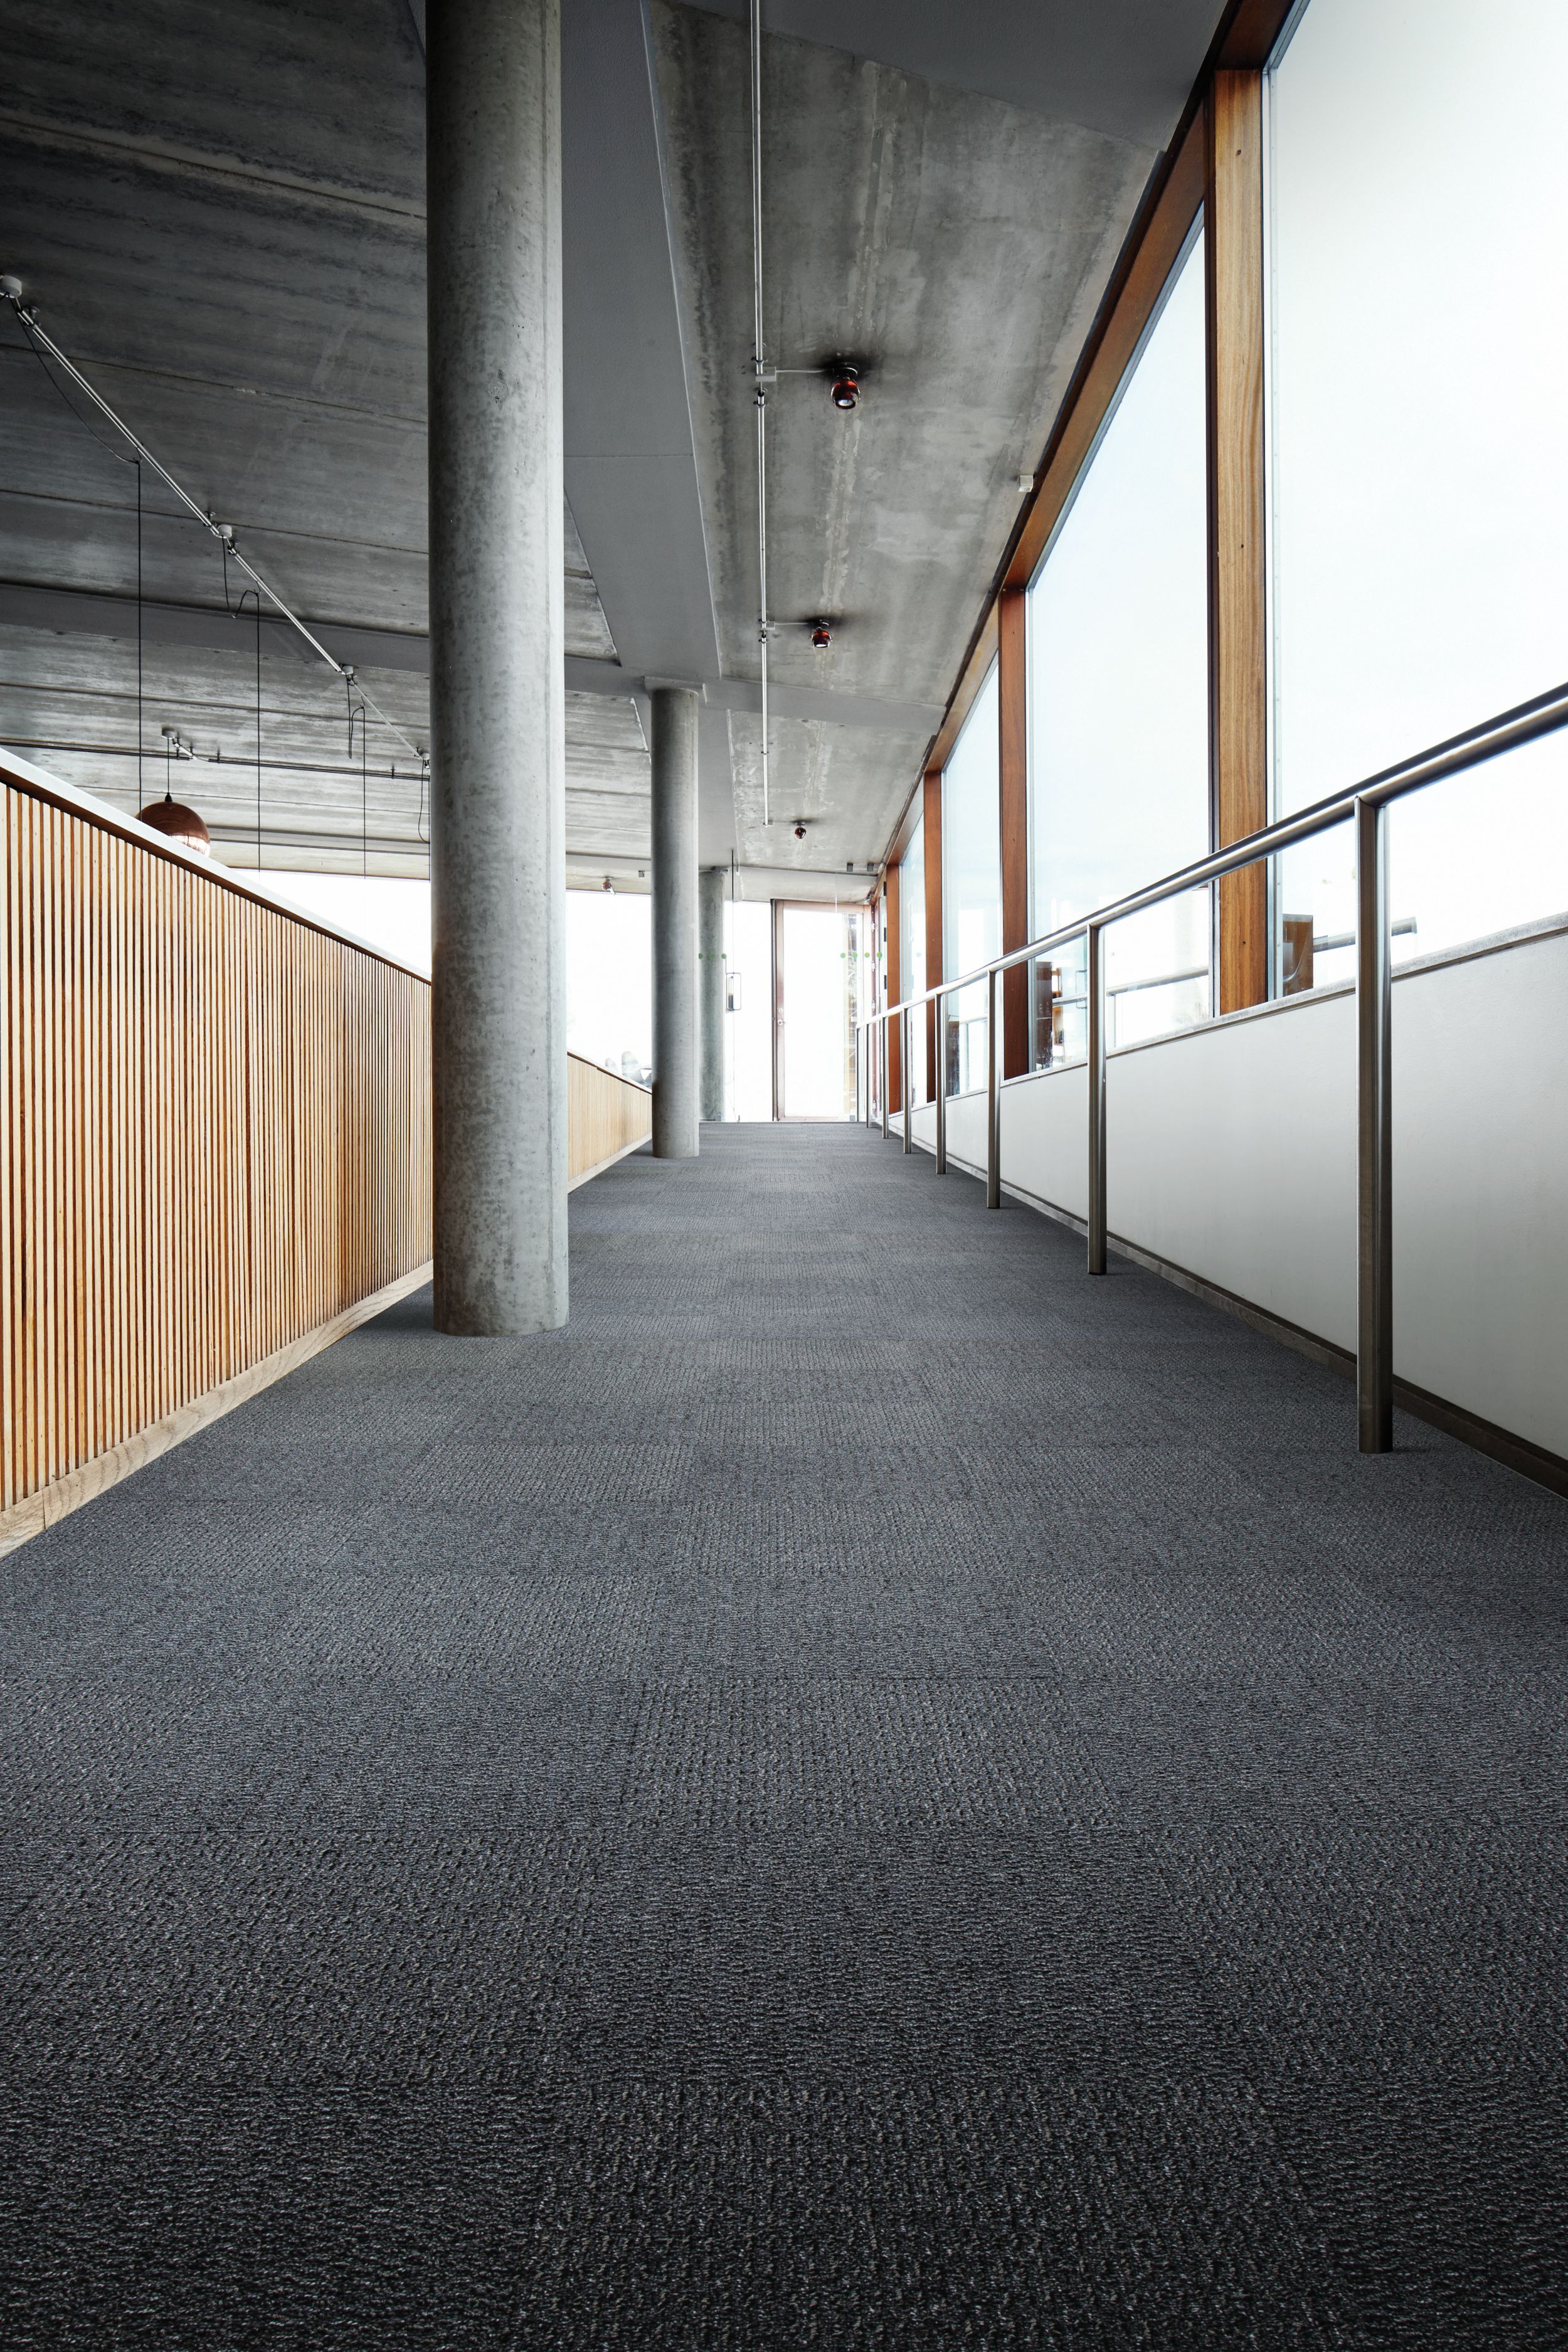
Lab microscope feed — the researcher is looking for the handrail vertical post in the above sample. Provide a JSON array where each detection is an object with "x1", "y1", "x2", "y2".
[
  {"x1": 902, "y1": 1005, "x2": 913, "y2": 1153},
  {"x1": 1357, "y1": 794, "x2": 1394, "y2": 1451},
  {"x1": 986, "y1": 963, "x2": 1002, "y2": 1209},
  {"x1": 880, "y1": 1015, "x2": 889, "y2": 1140},
  {"x1": 935, "y1": 988, "x2": 947, "y2": 1174},
  {"x1": 1087, "y1": 923, "x2": 1107, "y2": 1274}
]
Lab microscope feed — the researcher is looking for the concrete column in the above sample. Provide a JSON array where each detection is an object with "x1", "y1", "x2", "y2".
[
  {"x1": 650, "y1": 686, "x2": 699, "y2": 1158},
  {"x1": 699, "y1": 866, "x2": 726, "y2": 1123},
  {"x1": 427, "y1": 0, "x2": 566, "y2": 1334}
]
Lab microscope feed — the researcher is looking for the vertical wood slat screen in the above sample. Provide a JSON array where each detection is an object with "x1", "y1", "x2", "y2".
[{"x1": 1, "y1": 774, "x2": 433, "y2": 1514}]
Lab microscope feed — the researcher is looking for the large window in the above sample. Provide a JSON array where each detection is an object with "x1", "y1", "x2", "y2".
[
  {"x1": 942, "y1": 662, "x2": 1000, "y2": 1093},
  {"x1": 898, "y1": 808, "x2": 926, "y2": 1101},
  {"x1": 1027, "y1": 229, "x2": 1209, "y2": 1055},
  {"x1": 1268, "y1": 0, "x2": 1568, "y2": 983}
]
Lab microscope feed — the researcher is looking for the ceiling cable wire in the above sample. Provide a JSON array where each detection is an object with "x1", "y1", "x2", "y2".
[
  {"x1": 221, "y1": 540, "x2": 265, "y2": 869},
  {"x1": 134, "y1": 458, "x2": 144, "y2": 811},
  {"x1": 345, "y1": 670, "x2": 370, "y2": 876},
  {"x1": 750, "y1": 0, "x2": 771, "y2": 828},
  {"x1": 2, "y1": 289, "x2": 425, "y2": 769}
]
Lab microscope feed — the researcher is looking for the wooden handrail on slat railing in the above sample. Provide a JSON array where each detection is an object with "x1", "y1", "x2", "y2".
[{"x1": 0, "y1": 752, "x2": 651, "y2": 1549}]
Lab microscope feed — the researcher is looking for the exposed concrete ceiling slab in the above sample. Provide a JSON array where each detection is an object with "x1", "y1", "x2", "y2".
[
  {"x1": 684, "y1": 0, "x2": 1225, "y2": 147},
  {"x1": 0, "y1": 0, "x2": 1222, "y2": 891},
  {"x1": 0, "y1": 0, "x2": 637, "y2": 870},
  {"x1": 651, "y1": 0, "x2": 1155, "y2": 867}
]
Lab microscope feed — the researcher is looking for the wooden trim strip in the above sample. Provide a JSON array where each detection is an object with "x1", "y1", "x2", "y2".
[
  {"x1": 884, "y1": 862, "x2": 903, "y2": 1104},
  {"x1": 922, "y1": 768, "x2": 944, "y2": 1098},
  {"x1": 1208, "y1": 68, "x2": 1269, "y2": 1012}
]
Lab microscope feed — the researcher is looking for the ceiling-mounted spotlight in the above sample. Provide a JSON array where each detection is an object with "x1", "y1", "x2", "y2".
[
  {"x1": 793, "y1": 822, "x2": 807, "y2": 841},
  {"x1": 811, "y1": 620, "x2": 832, "y2": 650},
  {"x1": 828, "y1": 360, "x2": 861, "y2": 411}
]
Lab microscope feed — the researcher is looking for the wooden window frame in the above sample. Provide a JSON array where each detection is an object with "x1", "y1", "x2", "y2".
[
  {"x1": 882, "y1": 0, "x2": 1296, "y2": 1032},
  {"x1": 998, "y1": 588, "x2": 1029, "y2": 1077},
  {"x1": 1207, "y1": 66, "x2": 1268, "y2": 1011},
  {"x1": 922, "y1": 768, "x2": 942, "y2": 1101},
  {"x1": 884, "y1": 860, "x2": 901, "y2": 1109}
]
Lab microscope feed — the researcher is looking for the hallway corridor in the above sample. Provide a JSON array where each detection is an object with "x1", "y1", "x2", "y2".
[{"x1": 3, "y1": 1124, "x2": 1565, "y2": 2347}]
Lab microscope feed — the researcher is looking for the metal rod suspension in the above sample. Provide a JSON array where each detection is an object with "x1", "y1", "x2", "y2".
[
  {"x1": 750, "y1": 0, "x2": 770, "y2": 827},
  {"x1": 5, "y1": 294, "x2": 423, "y2": 766},
  {"x1": 986, "y1": 964, "x2": 1002, "y2": 1210},
  {"x1": 1357, "y1": 795, "x2": 1394, "y2": 1451},
  {"x1": 1087, "y1": 923, "x2": 1107, "y2": 1274}
]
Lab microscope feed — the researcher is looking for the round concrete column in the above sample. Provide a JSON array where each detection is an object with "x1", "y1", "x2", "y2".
[
  {"x1": 650, "y1": 686, "x2": 700, "y2": 1159},
  {"x1": 699, "y1": 865, "x2": 726, "y2": 1124},
  {"x1": 427, "y1": 0, "x2": 566, "y2": 1334}
]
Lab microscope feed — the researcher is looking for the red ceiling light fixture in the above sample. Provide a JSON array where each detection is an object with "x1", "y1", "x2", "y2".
[
  {"x1": 811, "y1": 620, "x2": 832, "y2": 650},
  {"x1": 828, "y1": 359, "x2": 861, "y2": 411}
]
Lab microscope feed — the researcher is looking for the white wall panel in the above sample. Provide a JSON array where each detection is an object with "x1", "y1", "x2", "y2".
[
  {"x1": 1391, "y1": 929, "x2": 1568, "y2": 1456},
  {"x1": 1108, "y1": 992, "x2": 1357, "y2": 1351},
  {"x1": 941, "y1": 927, "x2": 1568, "y2": 1460},
  {"x1": 1000, "y1": 1064, "x2": 1089, "y2": 1222}
]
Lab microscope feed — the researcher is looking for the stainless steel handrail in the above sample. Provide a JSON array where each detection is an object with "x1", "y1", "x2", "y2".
[{"x1": 860, "y1": 675, "x2": 1568, "y2": 1456}]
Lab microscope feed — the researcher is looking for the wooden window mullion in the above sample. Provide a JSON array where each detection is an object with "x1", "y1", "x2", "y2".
[
  {"x1": 922, "y1": 770, "x2": 943, "y2": 1101},
  {"x1": 1207, "y1": 66, "x2": 1269, "y2": 1012},
  {"x1": 997, "y1": 589, "x2": 1029, "y2": 1078}
]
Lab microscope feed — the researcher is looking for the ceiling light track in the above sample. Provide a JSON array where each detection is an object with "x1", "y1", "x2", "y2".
[{"x1": 0, "y1": 277, "x2": 425, "y2": 771}]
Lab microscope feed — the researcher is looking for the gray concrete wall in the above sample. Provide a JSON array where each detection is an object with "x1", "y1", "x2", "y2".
[
  {"x1": 428, "y1": 0, "x2": 568, "y2": 1333},
  {"x1": 651, "y1": 686, "x2": 699, "y2": 1157},
  {"x1": 699, "y1": 865, "x2": 726, "y2": 1121}
]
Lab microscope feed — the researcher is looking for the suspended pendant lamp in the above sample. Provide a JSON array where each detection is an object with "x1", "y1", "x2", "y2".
[{"x1": 137, "y1": 787, "x2": 211, "y2": 855}]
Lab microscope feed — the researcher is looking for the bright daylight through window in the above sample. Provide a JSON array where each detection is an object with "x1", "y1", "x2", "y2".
[
  {"x1": 899, "y1": 807, "x2": 926, "y2": 1103},
  {"x1": 1025, "y1": 228, "x2": 1209, "y2": 1056},
  {"x1": 942, "y1": 660, "x2": 1000, "y2": 1093},
  {"x1": 1268, "y1": 0, "x2": 1568, "y2": 988}
]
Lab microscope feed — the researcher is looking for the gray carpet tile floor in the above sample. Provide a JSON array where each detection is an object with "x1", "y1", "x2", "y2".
[{"x1": 3, "y1": 1120, "x2": 1566, "y2": 2349}]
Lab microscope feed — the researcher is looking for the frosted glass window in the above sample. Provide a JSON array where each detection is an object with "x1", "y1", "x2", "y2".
[
  {"x1": 1269, "y1": 0, "x2": 1568, "y2": 978},
  {"x1": 943, "y1": 662, "x2": 1000, "y2": 1093},
  {"x1": 1027, "y1": 231, "x2": 1210, "y2": 1057},
  {"x1": 898, "y1": 810, "x2": 926, "y2": 1102}
]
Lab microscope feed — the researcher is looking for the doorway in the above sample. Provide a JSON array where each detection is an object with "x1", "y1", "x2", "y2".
[{"x1": 771, "y1": 901, "x2": 866, "y2": 1121}]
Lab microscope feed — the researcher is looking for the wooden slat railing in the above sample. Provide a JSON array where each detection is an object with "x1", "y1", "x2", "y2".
[{"x1": 0, "y1": 753, "x2": 651, "y2": 1545}]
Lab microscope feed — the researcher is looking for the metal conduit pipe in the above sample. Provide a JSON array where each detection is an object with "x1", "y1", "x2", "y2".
[{"x1": 749, "y1": 0, "x2": 771, "y2": 829}]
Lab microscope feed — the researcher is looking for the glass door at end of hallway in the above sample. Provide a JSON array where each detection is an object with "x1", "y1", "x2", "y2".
[{"x1": 772, "y1": 901, "x2": 867, "y2": 1121}]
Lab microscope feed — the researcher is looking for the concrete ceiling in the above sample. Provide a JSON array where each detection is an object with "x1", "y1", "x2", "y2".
[{"x1": 0, "y1": 0, "x2": 1224, "y2": 897}]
